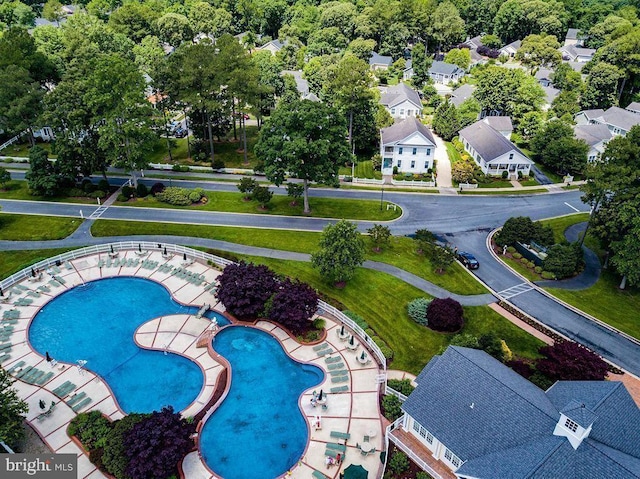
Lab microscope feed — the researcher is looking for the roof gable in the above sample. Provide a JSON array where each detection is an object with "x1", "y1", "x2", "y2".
[
  {"x1": 600, "y1": 106, "x2": 640, "y2": 131},
  {"x1": 380, "y1": 83, "x2": 422, "y2": 108},
  {"x1": 381, "y1": 117, "x2": 435, "y2": 145},
  {"x1": 573, "y1": 124, "x2": 612, "y2": 146},
  {"x1": 460, "y1": 120, "x2": 529, "y2": 162},
  {"x1": 429, "y1": 60, "x2": 464, "y2": 76},
  {"x1": 369, "y1": 51, "x2": 393, "y2": 66}
]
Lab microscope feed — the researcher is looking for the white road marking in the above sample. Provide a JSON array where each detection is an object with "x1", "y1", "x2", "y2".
[{"x1": 564, "y1": 202, "x2": 580, "y2": 212}]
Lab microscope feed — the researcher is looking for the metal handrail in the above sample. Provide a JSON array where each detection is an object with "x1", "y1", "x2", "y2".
[{"x1": 385, "y1": 416, "x2": 443, "y2": 479}]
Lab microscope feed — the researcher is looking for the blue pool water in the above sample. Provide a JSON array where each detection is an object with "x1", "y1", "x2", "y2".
[
  {"x1": 29, "y1": 277, "x2": 229, "y2": 413},
  {"x1": 200, "y1": 326, "x2": 323, "y2": 479}
]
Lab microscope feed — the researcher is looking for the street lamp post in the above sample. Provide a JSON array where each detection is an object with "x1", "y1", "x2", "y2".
[{"x1": 380, "y1": 186, "x2": 384, "y2": 210}]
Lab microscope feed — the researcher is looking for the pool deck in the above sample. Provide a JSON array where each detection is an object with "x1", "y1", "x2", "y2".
[{"x1": 1, "y1": 250, "x2": 385, "y2": 479}]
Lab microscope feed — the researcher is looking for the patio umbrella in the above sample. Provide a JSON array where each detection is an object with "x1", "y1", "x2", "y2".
[
  {"x1": 349, "y1": 335, "x2": 355, "y2": 346},
  {"x1": 138, "y1": 244, "x2": 142, "y2": 252},
  {"x1": 0, "y1": 288, "x2": 4, "y2": 297},
  {"x1": 31, "y1": 268, "x2": 36, "y2": 277},
  {"x1": 163, "y1": 247, "x2": 167, "y2": 255},
  {"x1": 46, "y1": 351, "x2": 52, "y2": 362},
  {"x1": 318, "y1": 390, "x2": 323, "y2": 401},
  {"x1": 344, "y1": 464, "x2": 368, "y2": 479},
  {"x1": 110, "y1": 245, "x2": 114, "y2": 254},
  {"x1": 183, "y1": 252, "x2": 187, "y2": 261},
  {"x1": 360, "y1": 351, "x2": 366, "y2": 361},
  {"x1": 340, "y1": 324, "x2": 345, "y2": 336}
]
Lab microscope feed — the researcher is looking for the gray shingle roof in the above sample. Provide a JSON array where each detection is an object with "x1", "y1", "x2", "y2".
[
  {"x1": 600, "y1": 106, "x2": 640, "y2": 131},
  {"x1": 369, "y1": 51, "x2": 393, "y2": 66},
  {"x1": 561, "y1": 400, "x2": 598, "y2": 428},
  {"x1": 573, "y1": 124, "x2": 612, "y2": 146},
  {"x1": 501, "y1": 40, "x2": 521, "y2": 52},
  {"x1": 543, "y1": 85, "x2": 561, "y2": 104},
  {"x1": 380, "y1": 83, "x2": 422, "y2": 109},
  {"x1": 626, "y1": 102, "x2": 640, "y2": 113},
  {"x1": 428, "y1": 60, "x2": 465, "y2": 76},
  {"x1": 483, "y1": 116, "x2": 513, "y2": 132},
  {"x1": 401, "y1": 347, "x2": 557, "y2": 461},
  {"x1": 449, "y1": 84, "x2": 476, "y2": 107},
  {"x1": 281, "y1": 70, "x2": 309, "y2": 96},
  {"x1": 535, "y1": 67, "x2": 554, "y2": 81},
  {"x1": 579, "y1": 109, "x2": 606, "y2": 120},
  {"x1": 459, "y1": 120, "x2": 530, "y2": 163},
  {"x1": 561, "y1": 45, "x2": 595, "y2": 59},
  {"x1": 381, "y1": 117, "x2": 435, "y2": 145},
  {"x1": 566, "y1": 28, "x2": 580, "y2": 40}
]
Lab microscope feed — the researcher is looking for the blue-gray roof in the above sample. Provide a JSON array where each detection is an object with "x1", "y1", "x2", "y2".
[
  {"x1": 459, "y1": 120, "x2": 531, "y2": 163},
  {"x1": 380, "y1": 83, "x2": 422, "y2": 109},
  {"x1": 369, "y1": 51, "x2": 393, "y2": 66},
  {"x1": 561, "y1": 400, "x2": 598, "y2": 428},
  {"x1": 428, "y1": 60, "x2": 464, "y2": 76}
]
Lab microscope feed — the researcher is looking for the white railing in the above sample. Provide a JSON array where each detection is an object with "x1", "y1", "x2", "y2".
[
  {"x1": 390, "y1": 179, "x2": 436, "y2": 187},
  {"x1": 1, "y1": 242, "x2": 388, "y2": 370},
  {"x1": 385, "y1": 417, "x2": 443, "y2": 479},
  {"x1": 0, "y1": 131, "x2": 27, "y2": 152},
  {"x1": 352, "y1": 177, "x2": 385, "y2": 185},
  {"x1": 459, "y1": 183, "x2": 478, "y2": 190},
  {"x1": 384, "y1": 385, "x2": 408, "y2": 402}
]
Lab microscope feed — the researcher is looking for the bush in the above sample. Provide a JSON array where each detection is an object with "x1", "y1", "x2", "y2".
[
  {"x1": 512, "y1": 252, "x2": 522, "y2": 259},
  {"x1": 102, "y1": 414, "x2": 148, "y2": 479},
  {"x1": 388, "y1": 451, "x2": 410, "y2": 474},
  {"x1": 407, "y1": 297, "x2": 431, "y2": 325},
  {"x1": 450, "y1": 333, "x2": 480, "y2": 348},
  {"x1": 387, "y1": 379, "x2": 415, "y2": 396},
  {"x1": 88, "y1": 190, "x2": 105, "y2": 199},
  {"x1": 117, "y1": 193, "x2": 128, "y2": 202},
  {"x1": 416, "y1": 473, "x2": 432, "y2": 479},
  {"x1": 495, "y1": 216, "x2": 554, "y2": 247},
  {"x1": 216, "y1": 261, "x2": 278, "y2": 320},
  {"x1": 188, "y1": 190, "x2": 202, "y2": 203},
  {"x1": 381, "y1": 395, "x2": 403, "y2": 421},
  {"x1": 527, "y1": 261, "x2": 535, "y2": 269},
  {"x1": 67, "y1": 187, "x2": 85, "y2": 197},
  {"x1": 427, "y1": 298, "x2": 464, "y2": 332},
  {"x1": 520, "y1": 257, "x2": 529, "y2": 264},
  {"x1": 98, "y1": 179, "x2": 110, "y2": 192},
  {"x1": 372, "y1": 336, "x2": 394, "y2": 359},
  {"x1": 237, "y1": 177, "x2": 257, "y2": 198},
  {"x1": 150, "y1": 182, "x2": 165, "y2": 196},
  {"x1": 536, "y1": 341, "x2": 609, "y2": 382},
  {"x1": 266, "y1": 279, "x2": 319, "y2": 334},
  {"x1": 82, "y1": 179, "x2": 96, "y2": 193},
  {"x1": 541, "y1": 271, "x2": 556, "y2": 279},
  {"x1": 252, "y1": 185, "x2": 273, "y2": 207},
  {"x1": 507, "y1": 359, "x2": 534, "y2": 379},
  {"x1": 506, "y1": 246, "x2": 516, "y2": 253},
  {"x1": 212, "y1": 158, "x2": 225, "y2": 170},
  {"x1": 529, "y1": 371, "x2": 555, "y2": 390},
  {"x1": 501, "y1": 170, "x2": 509, "y2": 179},
  {"x1": 68, "y1": 411, "x2": 112, "y2": 451},
  {"x1": 543, "y1": 243, "x2": 583, "y2": 279},
  {"x1": 393, "y1": 166, "x2": 398, "y2": 175},
  {"x1": 136, "y1": 183, "x2": 148, "y2": 198},
  {"x1": 478, "y1": 333, "x2": 506, "y2": 362},
  {"x1": 364, "y1": 328, "x2": 376, "y2": 337},
  {"x1": 343, "y1": 310, "x2": 368, "y2": 330},
  {"x1": 534, "y1": 266, "x2": 543, "y2": 273},
  {"x1": 171, "y1": 164, "x2": 190, "y2": 172},
  {"x1": 121, "y1": 185, "x2": 135, "y2": 198},
  {"x1": 155, "y1": 187, "x2": 192, "y2": 206}
]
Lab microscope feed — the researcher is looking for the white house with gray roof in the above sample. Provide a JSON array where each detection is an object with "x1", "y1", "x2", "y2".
[
  {"x1": 380, "y1": 83, "x2": 422, "y2": 119},
  {"x1": 257, "y1": 39, "x2": 285, "y2": 54},
  {"x1": 369, "y1": 51, "x2": 393, "y2": 70},
  {"x1": 380, "y1": 117, "x2": 436, "y2": 175},
  {"x1": 449, "y1": 84, "x2": 476, "y2": 108},
  {"x1": 626, "y1": 102, "x2": 640, "y2": 115},
  {"x1": 395, "y1": 346, "x2": 640, "y2": 479},
  {"x1": 499, "y1": 40, "x2": 521, "y2": 58},
  {"x1": 482, "y1": 116, "x2": 513, "y2": 139},
  {"x1": 575, "y1": 105, "x2": 640, "y2": 137},
  {"x1": 459, "y1": 119, "x2": 532, "y2": 177},
  {"x1": 560, "y1": 44, "x2": 596, "y2": 63},
  {"x1": 428, "y1": 61, "x2": 465, "y2": 85},
  {"x1": 574, "y1": 124, "x2": 612, "y2": 162}
]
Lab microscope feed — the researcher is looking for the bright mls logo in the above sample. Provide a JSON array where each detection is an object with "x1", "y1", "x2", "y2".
[{"x1": 2, "y1": 455, "x2": 76, "y2": 479}]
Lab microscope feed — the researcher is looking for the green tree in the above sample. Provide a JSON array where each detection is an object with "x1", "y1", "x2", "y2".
[
  {"x1": 410, "y1": 42, "x2": 432, "y2": 89},
  {"x1": 255, "y1": 100, "x2": 350, "y2": 213},
  {"x1": 432, "y1": 99, "x2": 460, "y2": 141},
  {"x1": 429, "y1": 244, "x2": 456, "y2": 273},
  {"x1": 367, "y1": 224, "x2": 391, "y2": 252},
  {"x1": 346, "y1": 37, "x2": 377, "y2": 62},
  {"x1": 189, "y1": 5, "x2": 232, "y2": 38},
  {"x1": 610, "y1": 218, "x2": 640, "y2": 288},
  {"x1": 550, "y1": 62, "x2": 582, "y2": 90},
  {"x1": 132, "y1": 35, "x2": 165, "y2": 76},
  {"x1": 581, "y1": 62, "x2": 624, "y2": 110},
  {"x1": 531, "y1": 119, "x2": 587, "y2": 175},
  {"x1": 285, "y1": 182, "x2": 304, "y2": 205},
  {"x1": 516, "y1": 111, "x2": 543, "y2": 141},
  {"x1": 252, "y1": 50, "x2": 284, "y2": 124},
  {"x1": 430, "y1": 1, "x2": 466, "y2": 53},
  {"x1": 550, "y1": 90, "x2": 581, "y2": 120},
  {"x1": 494, "y1": 0, "x2": 568, "y2": 43},
  {"x1": 0, "y1": 65, "x2": 44, "y2": 145},
  {"x1": 252, "y1": 185, "x2": 273, "y2": 208},
  {"x1": 25, "y1": 146, "x2": 59, "y2": 196},
  {"x1": 587, "y1": 15, "x2": 633, "y2": 49},
  {"x1": 515, "y1": 33, "x2": 562, "y2": 71},
  {"x1": 444, "y1": 48, "x2": 471, "y2": 70},
  {"x1": 156, "y1": 13, "x2": 193, "y2": 48},
  {"x1": 311, "y1": 219, "x2": 366, "y2": 285},
  {"x1": 0, "y1": 367, "x2": 28, "y2": 449},
  {"x1": 480, "y1": 34, "x2": 502, "y2": 48},
  {"x1": 0, "y1": 167, "x2": 10, "y2": 189},
  {"x1": 108, "y1": 3, "x2": 159, "y2": 43},
  {"x1": 457, "y1": 97, "x2": 481, "y2": 128},
  {"x1": 237, "y1": 177, "x2": 257, "y2": 199},
  {"x1": 42, "y1": 0, "x2": 64, "y2": 26},
  {"x1": 543, "y1": 243, "x2": 583, "y2": 279}
]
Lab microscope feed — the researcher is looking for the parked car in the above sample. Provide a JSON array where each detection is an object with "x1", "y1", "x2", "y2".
[
  {"x1": 174, "y1": 128, "x2": 187, "y2": 138},
  {"x1": 457, "y1": 251, "x2": 479, "y2": 269}
]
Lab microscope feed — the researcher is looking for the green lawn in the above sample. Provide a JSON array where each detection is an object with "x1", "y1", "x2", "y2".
[
  {"x1": 0, "y1": 248, "x2": 76, "y2": 279},
  {"x1": 91, "y1": 220, "x2": 486, "y2": 295},
  {"x1": 500, "y1": 256, "x2": 540, "y2": 282},
  {"x1": 235, "y1": 256, "x2": 543, "y2": 373},
  {"x1": 0, "y1": 142, "x2": 57, "y2": 158},
  {"x1": 116, "y1": 190, "x2": 402, "y2": 221},
  {"x1": 460, "y1": 188, "x2": 548, "y2": 195},
  {"x1": 0, "y1": 180, "x2": 110, "y2": 204},
  {"x1": 0, "y1": 214, "x2": 81, "y2": 241},
  {"x1": 540, "y1": 213, "x2": 589, "y2": 243},
  {"x1": 479, "y1": 180, "x2": 513, "y2": 189},
  {"x1": 338, "y1": 160, "x2": 382, "y2": 179},
  {"x1": 546, "y1": 271, "x2": 640, "y2": 340},
  {"x1": 445, "y1": 141, "x2": 463, "y2": 165},
  {"x1": 520, "y1": 179, "x2": 540, "y2": 187}
]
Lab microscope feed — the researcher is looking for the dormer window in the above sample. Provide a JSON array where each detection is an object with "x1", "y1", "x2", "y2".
[{"x1": 564, "y1": 418, "x2": 579, "y2": 432}]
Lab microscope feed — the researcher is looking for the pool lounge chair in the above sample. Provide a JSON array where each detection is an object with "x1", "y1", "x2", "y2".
[
  {"x1": 331, "y1": 375, "x2": 349, "y2": 383},
  {"x1": 330, "y1": 385, "x2": 349, "y2": 393},
  {"x1": 7, "y1": 360, "x2": 25, "y2": 374},
  {"x1": 330, "y1": 431, "x2": 350, "y2": 440},
  {"x1": 0, "y1": 351, "x2": 11, "y2": 363},
  {"x1": 327, "y1": 363, "x2": 345, "y2": 371},
  {"x1": 53, "y1": 381, "x2": 76, "y2": 398},
  {"x1": 326, "y1": 443, "x2": 346, "y2": 453},
  {"x1": 313, "y1": 343, "x2": 329, "y2": 352},
  {"x1": 36, "y1": 372, "x2": 54, "y2": 385},
  {"x1": 318, "y1": 348, "x2": 334, "y2": 357},
  {"x1": 312, "y1": 471, "x2": 328, "y2": 479},
  {"x1": 67, "y1": 392, "x2": 86, "y2": 407},
  {"x1": 325, "y1": 356, "x2": 341, "y2": 364},
  {"x1": 71, "y1": 397, "x2": 92, "y2": 412},
  {"x1": 16, "y1": 366, "x2": 33, "y2": 378},
  {"x1": 329, "y1": 369, "x2": 348, "y2": 377}
]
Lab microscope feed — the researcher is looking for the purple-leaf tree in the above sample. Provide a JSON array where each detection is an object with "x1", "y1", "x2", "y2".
[
  {"x1": 536, "y1": 341, "x2": 608, "y2": 381},
  {"x1": 426, "y1": 297, "x2": 464, "y2": 332},
  {"x1": 123, "y1": 406, "x2": 195, "y2": 479},
  {"x1": 216, "y1": 261, "x2": 278, "y2": 320},
  {"x1": 267, "y1": 278, "x2": 319, "y2": 334}
]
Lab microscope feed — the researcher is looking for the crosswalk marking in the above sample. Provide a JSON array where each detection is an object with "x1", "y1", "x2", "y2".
[
  {"x1": 88, "y1": 206, "x2": 109, "y2": 220},
  {"x1": 497, "y1": 282, "x2": 534, "y2": 299}
]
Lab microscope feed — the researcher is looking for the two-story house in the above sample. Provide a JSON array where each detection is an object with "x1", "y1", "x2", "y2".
[
  {"x1": 574, "y1": 124, "x2": 612, "y2": 163},
  {"x1": 380, "y1": 117, "x2": 436, "y2": 175},
  {"x1": 379, "y1": 83, "x2": 422, "y2": 119},
  {"x1": 575, "y1": 105, "x2": 640, "y2": 136}
]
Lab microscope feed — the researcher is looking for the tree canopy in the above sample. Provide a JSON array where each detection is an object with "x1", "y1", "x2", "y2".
[{"x1": 311, "y1": 219, "x2": 366, "y2": 285}]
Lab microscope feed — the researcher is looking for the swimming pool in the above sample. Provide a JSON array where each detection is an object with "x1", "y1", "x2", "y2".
[
  {"x1": 29, "y1": 277, "x2": 229, "y2": 413},
  {"x1": 200, "y1": 326, "x2": 323, "y2": 479}
]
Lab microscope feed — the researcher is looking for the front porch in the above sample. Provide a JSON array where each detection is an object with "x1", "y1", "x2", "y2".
[{"x1": 388, "y1": 427, "x2": 457, "y2": 479}]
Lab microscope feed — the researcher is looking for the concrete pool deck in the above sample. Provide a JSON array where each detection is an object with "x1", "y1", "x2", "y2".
[{"x1": 1, "y1": 250, "x2": 385, "y2": 479}]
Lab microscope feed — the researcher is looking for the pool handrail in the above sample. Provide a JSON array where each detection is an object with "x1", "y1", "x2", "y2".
[{"x1": 0, "y1": 241, "x2": 388, "y2": 370}]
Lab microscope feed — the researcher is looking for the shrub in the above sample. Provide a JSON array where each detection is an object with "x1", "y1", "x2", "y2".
[
  {"x1": 237, "y1": 177, "x2": 257, "y2": 198},
  {"x1": 212, "y1": 158, "x2": 225, "y2": 170},
  {"x1": 506, "y1": 246, "x2": 516, "y2": 253},
  {"x1": 536, "y1": 341, "x2": 609, "y2": 382},
  {"x1": 501, "y1": 170, "x2": 509, "y2": 179},
  {"x1": 150, "y1": 182, "x2": 165, "y2": 196},
  {"x1": 82, "y1": 179, "x2": 96, "y2": 193},
  {"x1": 121, "y1": 185, "x2": 135, "y2": 198},
  {"x1": 188, "y1": 190, "x2": 202, "y2": 203},
  {"x1": 102, "y1": 414, "x2": 148, "y2": 479},
  {"x1": 216, "y1": 261, "x2": 278, "y2": 320},
  {"x1": 88, "y1": 190, "x2": 105, "y2": 199},
  {"x1": 541, "y1": 271, "x2": 556, "y2": 279},
  {"x1": 68, "y1": 411, "x2": 112, "y2": 451},
  {"x1": 67, "y1": 188, "x2": 85, "y2": 197},
  {"x1": 507, "y1": 359, "x2": 534, "y2": 379},
  {"x1": 136, "y1": 183, "x2": 148, "y2": 197},
  {"x1": 407, "y1": 297, "x2": 431, "y2": 325},
  {"x1": 286, "y1": 182, "x2": 304, "y2": 204},
  {"x1": 372, "y1": 336, "x2": 394, "y2": 359},
  {"x1": 393, "y1": 166, "x2": 398, "y2": 175},
  {"x1": 381, "y1": 395, "x2": 403, "y2": 421},
  {"x1": 478, "y1": 333, "x2": 506, "y2": 362},
  {"x1": 252, "y1": 185, "x2": 273, "y2": 207},
  {"x1": 343, "y1": 310, "x2": 368, "y2": 329},
  {"x1": 495, "y1": 216, "x2": 554, "y2": 247},
  {"x1": 427, "y1": 298, "x2": 464, "y2": 332},
  {"x1": 98, "y1": 179, "x2": 110, "y2": 192},
  {"x1": 543, "y1": 243, "x2": 583, "y2": 279},
  {"x1": 520, "y1": 257, "x2": 529, "y2": 264},
  {"x1": 387, "y1": 379, "x2": 415, "y2": 396},
  {"x1": 155, "y1": 187, "x2": 191, "y2": 206},
  {"x1": 364, "y1": 328, "x2": 376, "y2": 337},
  {"x1": 388, "y1": 452, "x2": 410, "y2": 474},
  {"x1": 171, "y1": 164, "x2": 189, "y2": 172},
  {"x1": 117, "y1": 193, "x2": 128, "y2": 202},
  {"x1": 529, "y1": 371, "x2": 555, "y2": 390},
  {"x1": 266, "y1": 279, "x2": 319, "y2": 334},
  {"x1": 527, "y1": 261, "x2": 535, "y2": 269},
  {"x1": 450, "y1": 333, "x2": 479, "y2": 348},
  {"x1": 512, "y1": 252, "x2": 522, "y2": 259},
  {"x1": 534, "y1": 266, "x2": 543, "y2": 273},
  {"x1": 123, "y1": 406, "x2": 195, "y2": 479},
  {"x1": 416, "y1": 473, "x2": 432, "y2": 479}
]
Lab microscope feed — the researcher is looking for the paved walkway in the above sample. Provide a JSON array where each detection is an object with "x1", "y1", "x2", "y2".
[{"x1": 432, "y1": 133, "x2": 452, "y2": 188}]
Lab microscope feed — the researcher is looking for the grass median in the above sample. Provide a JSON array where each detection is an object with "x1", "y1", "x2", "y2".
[
  {"x1": 0, "y1": 213, "x2": 81, "y2": 240},
  {"x1": 91, "y1": 220, "x2": 487, "y2": 295}
]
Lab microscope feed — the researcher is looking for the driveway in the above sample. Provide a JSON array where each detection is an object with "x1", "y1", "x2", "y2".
[{"x1": 432, "y1": 133, "x2": 452, "y2": 188}]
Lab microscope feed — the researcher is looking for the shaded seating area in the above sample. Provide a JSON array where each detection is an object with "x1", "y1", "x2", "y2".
[{"x1": 36, "y1": 401, "x2": 57, "y2": 421}]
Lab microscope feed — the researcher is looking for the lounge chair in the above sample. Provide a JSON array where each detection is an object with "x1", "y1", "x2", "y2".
[
  {"x1": 312, "y1": 471, "x2": 328, "y2": 479},
  {"x1": 330, "y1": 431, "x2": 350, "y2": 440},
  {"x1": 36, "y1": 372, "x2": 54, "y2": 385},
  {"x1": 327, "y1": 363, "x2": 345, "y2": 371},
  {"x1": 16, "y1": 366, "x2": 33, "y2": 378},
  {"x1": 64, "y1": 261, "x2": 73, "y2": 270},
  {"x1": 71, "y1": 397, "x2": 92, "y2": 412},
  {"x1": 0, "y1": 352, "x2": 11, "y2": 363},
  {"x1": 48, "y1": 279, "x2": 62, "y2": 288},
  {"x1": 331, "y1": 375, "x2": 349, "y2": 383},
  {"x1": 330, "y1": 385, "x2": 349, "y2": 393},
  {"x1": 318, "y1": 348, "x2": 334, "y2": 356},
  {"x1": 7, "y1": 361, "x2": 25, "y2": 374},
  {"x1": 329, "y1": 369, "x2": 348, "y2": 377},
  {"x1": 326, "y1": 443, "x2": 346, "y2": 453},
  {"x1": 67, "y1": 392, "x2": 86, "y2": 407},
  {"x1": 313, "y1": 343, "x2": 329, "y2": 352},
  {"x1": 325, "y1": 356, "x2": 341, "y2": 364}
]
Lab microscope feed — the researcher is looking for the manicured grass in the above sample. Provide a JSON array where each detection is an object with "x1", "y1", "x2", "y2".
[
  {"x1": 0, "y1": 180, "x2": 109, "y2": 204},
  {"x1": 116, "y1": 190, "x2": 402, "y2": 221},
  {"x1": 460, "y1": 188, "x2": 548, "y2": 195},
  {"x1": 91, "y1": 220, "x2": 486, "y2": 295},
  {"x1": 533, "y1": 163, "x2": 564, "y2": 184},
  {"x1": 478, "y1": 180, "x2": 513, "y2": 189},
  {"x1": 445, "y1": 141, "x2": 463, "y2": 165},
  {"x1": 338, "y1": 160, "x2": 382, "y2": 179},
  {"x1": 0, "y1": 214, "x2": 81, "y2": 240},
  {"x1": 234, "y1": 256, "x2": 543, "y2": 373},
  {"x1": 0, "y1": 248, "x2": 76, "y2": 280},
  {"x1": 500, "y1": 256, "x2": 540, "y2": 282},
  {"x1": 520, "y1": 179, "x2": 540, "y2": 187},
  {"x1": 0, "y1": 142, "x2": 57, "y2": 158},
  {"x1": 147, "y1": 137, "x2": 191, "y2": 164},
  {"x1": 545, "y1": 271, "x2": 640, "y2": 340},
  {"x1": 540, "y1": 213, "x2": 589, "y2": 244}
]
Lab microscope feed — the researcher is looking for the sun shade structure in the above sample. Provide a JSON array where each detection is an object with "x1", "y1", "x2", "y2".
[{"x1": 343, "y1": 464, "x2": 368, "y2": 479}]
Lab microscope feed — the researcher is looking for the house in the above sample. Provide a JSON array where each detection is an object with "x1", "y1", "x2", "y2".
[
  {"x1": 459, "y1": 119, "x2": 533, "y2": 177},
  {"x1": 564, "y1": 28, "x2": 583, "y2": 47},
  {"x1": 463, "y1": 35, "x2": 484, "y2": 50},
  {"x1": 402, "y1": 59, "x2": 413, "y2": 81},
  {"x1": 482, "y1": 116, "x2": 512, "y2": 139},
  {"x1": 574, "y1": 124, "x2": 612, "y2": 162},
  {"x1": 565, "y1": 60, "x2": 587, "y2": 73},
  {"x1": 535, "y1": 67, "x2": 554, "y2": 87},
  {"x1": 560, "y1": 44, "x2": 596, "y2": 63},
  {"x1": 575, "y1": 105, "x2": 640, "y2": 136},
  {"x1": 542, "y1": 85, "x2": 561, "y2": 110},
  {"x1": 448, "y1": 84, "x2": 476, "y2": 108},
  {"x1": 379, "y1": 83, "x2": 422, "y2": 119},
  {"x1": 499, "y1": 40, "x2": 521, "y2": 58},
  {"x1": 380, "y1": 117, "x2": 436, "y2": 175},
  {"x1": 257, "y1": 39, "x2": 285, "y2": 55},
  {"x1": 626, "y1": 102, "x2": 640, "y2": 115},
  {"x1": 194, "y1": 33, "x2": 215, "y2": 44},
  {"x1": 395, "y1": 346, "x2": 640, "y2": 479},
  {"x1": 428, "y1": 61, "x2": 465, "y2": 85},
  {"x1": 369, "y1": 51, "x2": 393, "y2": 70},
  {"x1": 281, "y1": 70, "x2": 318, "y2": 101}
]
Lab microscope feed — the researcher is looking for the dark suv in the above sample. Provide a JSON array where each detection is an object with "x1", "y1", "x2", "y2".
[{"x1": 457, "y1": 251, "x2": 480, "y2": 269}]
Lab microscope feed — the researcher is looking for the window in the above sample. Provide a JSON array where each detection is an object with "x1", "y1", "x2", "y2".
[
  {"x1": 424, "y1": 161, "x2": 429, "y2": 169},
  {"x1": 509, "y1": 153, "x2": 514, "y2": 160},
  {"x1": 397, "y1": 160, "x2": 402, "y2": 168},
  {"x1": 444, "y1": 449, "x2": 461, "y2": 468},
  {"x1": 399, "y1": 147, "x2": 403, "y2": 155},
  {"x1": 407, "y1": 110, "x2": 412, "y2": 116},
  {"x1": 385, "y1": 146, "x2": 393, "y2": 153},
  {"x1": 426, "y1": 148, "x2": 431, "y2": 155},
  {"x1": 411, "y1": 160, "x2": 415, "y2": 168},
  {"x1": 412, "y1": 148, "x2": 417, "y2": 155},
  {"x1": 391, "y1": 108, "x2": 396, "y2": 115},
  {"x1": 565, "y1": 418, "x2": 579, "y2": 433},
  {"x1": 400, "y1": 109, "x2": 405, "y2": 115},
  {"x1": 412, "y1": 421, "x2": 433, "y2": 445}
]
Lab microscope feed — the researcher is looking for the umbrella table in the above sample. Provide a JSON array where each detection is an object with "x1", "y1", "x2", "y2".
[{"x1": 343, "y1": 464, "x2": 368, "y2": 479}]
